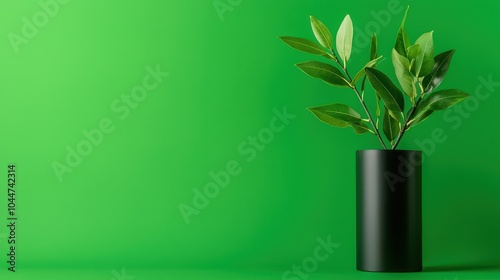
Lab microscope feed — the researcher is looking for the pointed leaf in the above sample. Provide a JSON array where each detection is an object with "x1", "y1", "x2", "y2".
[
  {"x1": 309, "y1": 103, "x2": 361, "y2": 122},
  {"x1": 336, "y1": 14, "x2": 353, "y2": 67},
  {"x1": 412, "y1": 31, "x2": 435, "y2": 77},
  {"x1": 310, "y1": 16, "x2": 333, "y2": 50},
  {"x1": 425, "y1": 89, "x2": 470, "y2": 111},
  {"x1": 406, "y1": 44, "x2": 421, "y2": 61},
  {"x1": 352, "y1": 55, "x2": 383, "y2": 85},
  {"x1": 296, "y1": 61, "x2": 351, "y2": 88},
  {"x1": 408, "y1": 109, "x2": 433, "y2": 128},
  {"x1": 370, "y1": 34, "x2": 378, "y2": 60},
  {"x1": 279, "y1": 36, "x2": 328, "y2": 55},
  {"x1": 395, "y1": 6, "x2": 410, "y2": 56},
  {"x1": 365, "y1": 68, "x2": 405, "y2": 117},
  {"x1": 323, "y1": 53, "x2": 336, "y2": 60},
  {"x1": 383, "y1": 107, "x2": 401, "y2": 142},
  {"x1": 409, "y1": 89, "x2": 470, "y2": 127},
  {"x1": 352, "y1": 122, "x2": 373, "y2": 134},
  {"x1": 308, "y1": 103, "x2": 372, "y2": 134},
  {"x1": 422, "y1": 50, "x2": 455, "y2": 93},
  {"x1": 392, "y1": 48, "x2": 416, "y2": 102}
]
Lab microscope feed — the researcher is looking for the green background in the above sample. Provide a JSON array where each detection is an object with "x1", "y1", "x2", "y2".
[{"x1": 1, "y1": 0, "x2": 499, "y2": 279}]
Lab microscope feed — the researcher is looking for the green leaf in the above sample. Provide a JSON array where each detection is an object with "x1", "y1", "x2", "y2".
[
  {"x1": 406, "y1": 44, "x2": 421, "y2": 61},
  {"x1": 395, "y1": 6, "x2": 410, "y2": 56},
  {"x1": 279, "y1": 36, "x2": 328, "y2": 56},
  {"x1": 412, "y1": 31, "x2": 435, "y2": 77},
  {"x1": 365, "y1": 68, "x2": 405, "y2": 117},
  {"x1": 336, "y1": 14, "x2": 353, "y2": 67},
  {"x1": 409, "y1": 89, "x2": 470, "y2": 127},
  {"x1": 425, "y1": 89, "x2": 470, "y2": 111},
  {"x1": 422, "y1": 50, "x2": 455, "y2": 93},
  {"x1": 408, "y1": 109, "x2": 433, "y2": 128},
  {"x1": 310, "y1": 16, "x2": 333, "y2": 50},
  {"x1": 370, "y1": 34, "x2": 378, "y2": 60},
  {"x1": 308, "y1": 103, "x2": 372, "y2": 134},
  {"x1": 323, "y1": 53, "x2": 336, "y2": 60},
  {"x1": 296, "y1": 61, "x2": 351, "y2": 88},
  {"x1": 383, "y1": 107, "x2": 401, "y2": 142},
  {"x1": 375, "y1": 93, "x2": 381, "y2": 129},
  {"x1": 352, "y1": 55, "x2": 383, "y2": 85},
  {"x1": 392, "y1": 48, "x2": 416, "y2": 102},
  {"x1": 351, "y1": 123, "x2": 373, "y2": 134},
  {"x1": 309, "y1": 103, "x2": 361, "y2": 123}
]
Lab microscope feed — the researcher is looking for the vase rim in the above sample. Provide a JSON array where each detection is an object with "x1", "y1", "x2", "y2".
[{"x1": 356, "y1": 149, "x2": 421, "y2": 152}]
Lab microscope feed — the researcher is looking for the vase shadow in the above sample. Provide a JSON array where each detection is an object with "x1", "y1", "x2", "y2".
[{"x1": 425, "y1": 263, "x2": 500, "y2": 272}]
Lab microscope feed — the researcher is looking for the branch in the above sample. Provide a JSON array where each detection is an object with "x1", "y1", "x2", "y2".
[{"x1": 329, "y1": 50, "x2": 387, "y2": 149}]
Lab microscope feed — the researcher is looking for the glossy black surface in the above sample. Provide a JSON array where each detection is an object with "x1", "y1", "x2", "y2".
[{"x1": 356, "y1": 150, "x2": 422, "y2": 272}]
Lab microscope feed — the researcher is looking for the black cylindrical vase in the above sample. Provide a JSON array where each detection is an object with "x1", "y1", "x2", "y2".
[{"x1": 356, "y1": 150, "x2": 422, "y2": 272}]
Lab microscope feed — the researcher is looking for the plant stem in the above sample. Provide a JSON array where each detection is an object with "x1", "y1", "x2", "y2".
[
  {"x1": 391, "y1": 95, "x2": 424, "y2": 150},
  {"x1": 328, "y1": 50, "x2": 387, "y2": 149},
  {"x1": 329, "y1": 58, "x2": 387, "y2": 149},
  {"x1": 347, "y1": 71, "x2": 387, "y2": 150}
]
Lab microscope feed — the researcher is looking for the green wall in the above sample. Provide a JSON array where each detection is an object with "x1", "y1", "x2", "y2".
[{"x1": 0, "y1": 0, "x2": 499, "y2": 279}]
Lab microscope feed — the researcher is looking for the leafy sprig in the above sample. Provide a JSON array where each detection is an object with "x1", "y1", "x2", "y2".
[{"x1": 279, "y1": 7, "x2": 469, "y2": 150}]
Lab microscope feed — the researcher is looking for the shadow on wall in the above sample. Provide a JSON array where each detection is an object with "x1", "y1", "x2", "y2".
[{"x1": 423, "y1": 166, "x2": 500, "y2": 272}]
